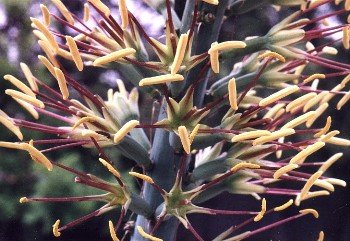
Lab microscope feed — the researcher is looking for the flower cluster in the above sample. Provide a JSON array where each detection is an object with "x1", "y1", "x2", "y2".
[{"x1": 0, "y1": 0, "x2": 350, "y2": 240}]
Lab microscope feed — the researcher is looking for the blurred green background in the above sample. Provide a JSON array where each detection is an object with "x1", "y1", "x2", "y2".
[{"x1": 0, "y1": 1, "x2": 349, "y2": 241}]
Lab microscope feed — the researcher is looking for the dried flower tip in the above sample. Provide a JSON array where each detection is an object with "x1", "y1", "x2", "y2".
[
  {"x1": 30, "y1": 18, "x2": 59, "y2": 52},
  {"x1": 342, "y1": 26, "x2": 350, "y2": 49},
  {"x1": 20, "y1": 63, "x2": 38, "y2": 91},
  {"x1": 83, "y1": 3, "x2": 90, "y2": 22},
  {"x1": 254, "y1": 198, "x2": 266, "y2": 222},
  {"x1": 19, "y1": 197, "x2": 28, "y2": 203},
  {"x1": 0, "y1": 110, "x2": 23, "y2": 140},
  {"x1": 5, "y1": 89, "x2": 44, "y2": 109},
  {"x1": 21, "y1": 143, "x2": 53, "y2": 171},
  {"x1": 118, "y1": 0, "x2": 129, "y2": 30},
  {"x1": 136, "y1": 226, "x2": 163, "y2": 241},
  {"x1": 341, "y1": 74, "x2": 350, "y2": 87},
  {"x1": 52, "y1": 219, "x2": 61, "y2": 237},
  {"x1": 337, "y1": 91, "x2": 350, "y2": 110},
  {"x1": 299, "y1": 209, "x2": 319, "y2": 219},
  {"x1": 189, "y1": 124, "x2": 200, "y2": 144},
  {"x1": 303, "y1": 74, "x2": 326, "y2": 84},
  {"x1": 66, "y1": 36, "x2": 84, "y2": 71},
  {"x1": 202, "y1": 0, "x2": 219, "y2": 5},
  {"x1": 93, "y1": 48, "x2": 136, "y2": 66},
  {"x1": 258, "y1": 51, "x2": 286, "y2": 62},
  {"x1": 273, "y1": 164, "x2": 299, "y2": 179},
  {"x1": 230, "y1": 162, "x2": 260, "y2": 173},
  {"x1": 322, "y1": 46, "x2": 338, "y2": 55},
  {"x1": 306, "y1": 103, "x2": 329, "y2": 128},
  {"x1": 53, "y1": 67, "x2": 69, "y2": 100},
  {"x1": 318, "y1": 231, "x2": 324, "y2": 241},
  {"x1": 139, "y1": 74, "x2": 184, "y2": 86},
  {"x1": 13, "y1": 98, "x2": 39, "y2": 119},
  {"x1": 253, "y1": 128, "x2": 295, "y2": 146},
  {"x1": 274, "y1": 199, "x2": 294, "y2": 212},
  {"x1": 259, "y1": 85, "x2": 299, "y2": 107},
  {"x1": 300, "y1": 171, "x2": 323, "y2": 199},
  {"x1": 209, "y1": 41, "x2": 246, "y2": 53},
  {"x1": 88, "y1": 0, "x2": 111, "y2": 16},
  {"x1": 263, "y1": 103, "x2": 285, "y2": 119},
  {"x1": 228, "y1": 77, "x2": 238, "y2": 110},
  {"x1": 4, "y1": 75, "x2": 36, "y2": 97},
  {"x1": 231, "y1": 130, "x2": 271, "y2": 142},
  {"x1": 52, "y1": 0, "x2": 74, "y2": 25},
  {"x1": 171, "y1": 33, "x2": 189, "y2": 75},
  {"x1": 326, "y1": 136, "x2": 350, "y2": 146},
  {"x1": 281, "y1": 111, "x2": 316, "y2": 129},
  {"x1": 40, "y1": 4, "x2": 50, "y2": 26},
  {"x1": 99, "y1": 158, "x2": 121, "y2": 178},
  {"x1": 178, "y1": 126, "x2": 191, "y2": 154},
  {"x1": 319, "y1": 130, "x2": 340, "y2": 142},
  {"x1": 324, "y1": 178, "x2": 347, "y2": 187},
  {"x1": 314, "y1": 116, "x2": 331, "y2": 138},
  {"x1": 113, "y1": 120, "x2": 139, "y2": 143},
  {"x1": 209, "y1": 42, "x2": 219, "y2": 73},
  {"x1": 108, "y1": 220, "x2": 120, "y2": 241},
  {"x1": 286, "y1": 92, "x2": 317, "y2": 112},
  {"x1": 0, "y1": 141, "x2": 23, "y2": 149},
  {"x1": 290, "y1": 142, "x2": 325, "y2": 165},
  {"x1": 129, "y1": 172, "x2": 154, "y2": 184}
]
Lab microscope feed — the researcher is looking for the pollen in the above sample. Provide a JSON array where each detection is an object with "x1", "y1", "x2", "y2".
[
  {"x1": 303, "y1": 92, "x2": 328, "y2": 112},
  {"x1": 318, "y1": 231, "x2": 324, "y2": 241},
  {"x1": 129, "y1": 172, "x2": 154, "y2": 184},
  {"x1": 326, "y1": 136, "x2": 350, "y2": 146},
  {"x1": 286, "y1": 93, "x2": 317, "y2": 112},
  {"x1": 273, "y1": 164, "x2": 299, "y2": 179},
  {"x1": 108, "y1": 220, "x2": 120, "y2": 241},
  {"x1": 258, "y1": 51, "x2": 286, "y2": 62},
  {"x1": 66, "y1": 36, "x2": 84, "y2": 71},
  {"x1": 228, "y1": 77, "x2": 238, "y2": 110},
  {"x1": 341, "y1": 74, "x2": 350, "y2": 87},
  {"x1": 30, "y1": 18, "x2": 59, "y2": 52},
  {"x1": 324, "y1": 178, "x2": 347, "y2": 187},
  {"x1": 209, "y1": 42, "x2": 219, "y2": 74},
  {"x1": 303, "y1": 74, "x2": 326, "y2": 84},
  {"x1": 13, "y1": 98, "x2": 39, "y2": 119},
  {"x1": 20, "y1": 63, "x2": 38, "y2": 91},
  {"x1": 5, "y1": 89, "x2": 45, "y2": 109},
  {"x1": 303, "y1": 190, "x2": 330, "y2": 201},
  {"x1": 171, "y1": 33, "x2": 189, "y2": 75},
  {"x1": 322, "y1": 46, "x2": 338, "y2": 55},
  {"x1": 118, "y1": 0, "x2": 129, "y2": 30},
  {"x1": 281, "y1": 111, "x2": 316, "y2": 129},
  {"x1": 88, "y1": 0, "x2": 111, "y2": 16},
  {"x1": 139, "y1": 74, "x2": 184, "y2": 86},
  {"x1": 253, "y1": 128, "x2": 295, "y2": 146},
  {"x1": 38, "y1": 55, "x2": 56, "y2": 77},
  {"x1": 52, "y1": 219, "x2": 61, "y2": 237},
  {"x1": 99, "y1": 158, "x2": 121, "y2": 179},
  {"x1": 263, "y1": 103, "x2": 285, "y2": 119},
  {"x1": 113, "y1": 120, "x2": 139, "y2": 144},
  {"x1": 259, "y1": 85, "x2": 299, "y2": 107},
  {"x1": 231, "y1": 130, "x2": 271, "y2": 143},
  {"x1": 209, "y1": 41, "x2": 247, "y2": 52},
  {"x1": 306, "y1": 103, "x2": 329, "y2": 127},
  {"x1": 54, "y1": 67, "x2": 69, "y2": 100},
  {"x1": 21, "y1": 142, "x2": 53, "y2": 171},
  {"x1": 93, "y1": 48, "x2": 136, "y2": 66},
  {"x1": 337, "y1": 91, "x2": 350, "y2": 110},
  {"x1": 189, "y1": 124, "x2": 200, "y2": 144},
  {"x1": 314, "y1": 116, "x2": 331, "y2": 138},
  {"x1": 254, "y1": 198, "x2": 266, "y2": 222},
  {"x1": 83, "y1": 3, "x2": 90, "y2": 22},
  {"x1": 343, "y1": 26, "x2": 350, "y2": 49},
  {"x1": 38, "y1": 40, "x2": 59, "y2": 67},
  {"x1": 290, "y1": 142, "x2": 325, "y2": 165},
  {"x1": 319, "y1": 130, "x2": 340, "y2": 142},
  {"x1": 300, "y1": 171, "x2": 323, "y2": 200},
  {"x1": 52, "y1": 0, "x2": 74, "y2": 25},
  {"x1": 230, "y1": 162, "x2": 260, "y2": 173},
  {"x1": 0, "y1": 141, "x2": 23, "y2": 149},
  {"x1": 202, "y1": 0, "x2": 219, "y2": 5},
  {"x1": 274, "y1": 199, "x2": 293, "y2": 211},
  {"x1": 299, "y1": 209, "x2": 319, "y2": 219},
  {"x1": 19, "y1": 197, "x2": 28, "y2": 203},
  {"x1": 178, "y1": 126, "x2": 191, "y2": 154},
  {"x1": 4, "y1": 75, "x2": 36, "y2": 97},
  {"x1": 40, "y1": 4, "x2": 50, "y2": 26},
  {"x1": 136, "y1": 226, "x2": 163, "y2": 241}
]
